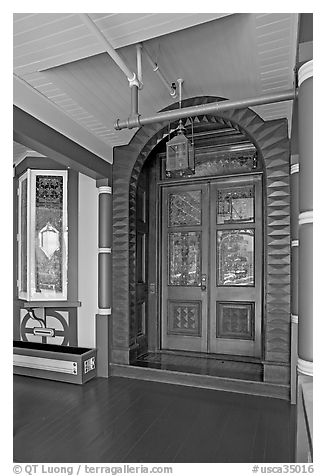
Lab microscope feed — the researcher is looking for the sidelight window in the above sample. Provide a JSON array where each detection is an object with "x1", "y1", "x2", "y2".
[{"x1": 18, "y1": 170, "x2": 68, "y2": 301}]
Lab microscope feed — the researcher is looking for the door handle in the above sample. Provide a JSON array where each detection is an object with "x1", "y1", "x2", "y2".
[{"x1": 201, "y1": 274, "x2": 207, "y2": 291}]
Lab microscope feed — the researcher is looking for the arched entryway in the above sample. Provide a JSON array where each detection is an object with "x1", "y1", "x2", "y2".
[{"x1": 112, "y1": 96, "x2": 291, "y2": 387}]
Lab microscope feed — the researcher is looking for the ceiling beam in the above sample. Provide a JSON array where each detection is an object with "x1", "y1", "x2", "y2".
[{"x1": 14, "y1": 106, "x2": 112, "y2": 180}]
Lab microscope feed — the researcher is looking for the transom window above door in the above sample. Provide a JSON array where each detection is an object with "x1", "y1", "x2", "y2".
[{"x1": 159, "y1": 122, "x2": 260, "y2": 180}]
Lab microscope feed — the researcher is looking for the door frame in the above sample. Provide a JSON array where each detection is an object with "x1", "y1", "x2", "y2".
[{"x1": 111, "y1": 97, "x2": 291, "y2": 384}]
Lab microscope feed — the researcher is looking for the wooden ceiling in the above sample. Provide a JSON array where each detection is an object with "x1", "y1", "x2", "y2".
[{"x1": 13, "y1": 13, "x2": 299, "y2": 164}]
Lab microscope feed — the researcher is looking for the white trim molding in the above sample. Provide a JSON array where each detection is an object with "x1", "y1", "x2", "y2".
[
  {"x1": 298, "y1": 60, "x2": 313, "y2": 87},
  {"x1": 97, "y1": 308, "x2": 112, "y2": 315},
  {"x1": 98, "y1": 186, "x2": 112, "y2": 195},
  {"x1": 297, "y1": 358, "x2": 313, "y2": 377},
  {"x1": 299, "y1": 211, "x2": 313, "y2": 225},
  {"x1": 291, "y1": 314, "x2": 299, "y2": 324},
  {"x1": 291, "y1": 163, "x2": 299, "y2": 175},
  {"x1": 98, "y1": 247, "x2": 112, "y2": 254},
  {"x1": 291, "y1": 239, "x2": 299, "y2": 248}
]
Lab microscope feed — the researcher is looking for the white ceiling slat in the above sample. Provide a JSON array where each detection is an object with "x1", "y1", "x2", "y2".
[
  {"x1": 13, "y1": 14, "x2": 78, "y2": 46},
  {"x1": 253, "y1": 12, "x2": 297, "y2": 105},
  {"x1": 73, "y1": 55, "x2": 131, "y2": 114},
  {"x1": 13, "y1": 13, "x2": 72, "y2": 35},
  {"x1": 13, "y1": 13, "x2": 38, "y2": 24},
  {"x1": 259, "y1": 36, "x2": 290, "y2": 50},
  {"x1": 14, "y1": 32, "x2": 98, "y2": 65},
  {"x1": 14, "y1": 74, "x2": 114, "y2": 161},
  {"x1": 255, "y1": 14, "x2": 290, "y2": 29},
  {"x1": 42, "y1": 57, "x2": 129, "y2": 131},
  {"x1": 13, "y1": 13, "x2": 232, "y2": 75},
  {"x1": 259, "y1": 52, "x2": 290, "y2": 64},
  {"x1": 92, "y1": 12, "x2": 155, "y2": 31},
  {"x1": 13, "y1": 12, "x2": 299, "y2": 153},
  {"x1": 256, "y1": 26, "x2": 290, "y2": 40}
]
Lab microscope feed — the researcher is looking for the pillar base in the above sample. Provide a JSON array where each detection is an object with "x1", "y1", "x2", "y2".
[
  {"x1": 96, "y1": 313, "x2": 110, "y2": 377},
  {"x1": 297, "y1": 358, "x2": 313, "y2": 377},
  {"x1": 295, "y1": 372, "x2": 313, "y2": 462}
]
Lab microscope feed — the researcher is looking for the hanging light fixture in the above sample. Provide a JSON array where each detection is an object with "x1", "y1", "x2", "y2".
[{"x1": 166, "y1": 79, "x2": 195, "y2": 175}]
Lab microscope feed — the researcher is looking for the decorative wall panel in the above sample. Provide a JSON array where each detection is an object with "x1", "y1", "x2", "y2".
[
  {"x1": 20, "y1": 307, "x2": 77, "y2": 346},
  {"x1": 217, "y1": 302, "x2": 254, "y2": 339},
  {"x1": 168, "y1": 301, "x2": 201, "y2": 336},
  {"x1": 112, "y1": 95, "x2": 291, "y2": 374}
]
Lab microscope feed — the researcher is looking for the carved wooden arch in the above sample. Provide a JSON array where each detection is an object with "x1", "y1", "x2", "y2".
[{"x1": 112, "y1": 96, "x2": 290, "y2": 381}]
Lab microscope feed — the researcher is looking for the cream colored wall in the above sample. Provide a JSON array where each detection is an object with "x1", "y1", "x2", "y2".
[{"x1": 78, "y1": 173, "x2": 98, "y2": 347}]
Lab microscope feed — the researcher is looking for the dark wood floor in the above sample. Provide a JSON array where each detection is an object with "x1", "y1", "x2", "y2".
[{"x1": 13, "y1": 375, "x2": 296, "y2": 463}]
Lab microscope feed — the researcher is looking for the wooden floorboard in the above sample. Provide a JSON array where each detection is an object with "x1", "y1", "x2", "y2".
[{"x1": 13, "y1": 375, "x2": 295, "y2": 463}]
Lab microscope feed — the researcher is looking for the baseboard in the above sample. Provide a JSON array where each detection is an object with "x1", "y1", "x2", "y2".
[{"x1": 109, "y1": 363, "x2": 290, "y2": 400}]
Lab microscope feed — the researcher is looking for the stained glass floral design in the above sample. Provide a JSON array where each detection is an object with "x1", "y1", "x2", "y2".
[
  {"x1": 20, "y1": 178, "x2": 28, "y2": 293},
  {"x1": 217, "y1": 230, "x2": 254, "y2": 286},
  {"x1": 168, "y1": 191, "x2": 201, "y2": 226},
  {"x1": 164, "y1": 151, "x2": 257, "y2": 179},
  {"x1": 169, "y1": 232, "x2": 201, "y2": 286},
  {"x1": 217, "y1": 186, "x2": 254, "y2": 224},
  {"x1": 35, "y1": 176, "x2": 64, "y2": 294}
]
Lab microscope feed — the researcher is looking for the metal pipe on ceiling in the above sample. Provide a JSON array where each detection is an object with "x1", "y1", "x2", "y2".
[
  {"x1": 130, "y1": 85, "x2": 139, "y2": 117},
  {"x1": 136, "y1": 44, "x2": 143, "y2": 88},
  {"x1": 114, "y1": 88, "x2": 297, "y2": 130},
  {"x1": 142, "y1": 46, "x2": 177, "y2": 98},
  {"x1": 80, "y1": 13, "x2": 140, "y2": 88}
]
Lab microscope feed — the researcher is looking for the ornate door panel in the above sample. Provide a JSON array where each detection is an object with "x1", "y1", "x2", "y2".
[
  {"x1": 161, "y1": 184, "x2": 209, "y2": 352},
  {"x1": 161, "y1": 176, "x2": 262, "y2": 357},
  {"x1": 209, "y1": 176, "x2": 262, "y2": 357}
]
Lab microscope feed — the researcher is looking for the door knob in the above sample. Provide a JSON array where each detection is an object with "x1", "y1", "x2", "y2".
[{"x1": 201, "y1": 274, "x2": 207, "y2": 291}]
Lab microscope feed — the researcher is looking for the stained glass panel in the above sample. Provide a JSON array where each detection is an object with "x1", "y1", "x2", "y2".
[
  {"x1": 217, "y1": 230, "x2": 254, "y2": 286},
  {"x1": 169, "y1": 232, "x2": 201, "y2": 286},
  {"x1": 194, "y1": 152, "x2": 257, "y2": 177},
  {"x1": 168, "y1": 191, "x2": 201, "y2": 226},
  {"x1": 34, "y1": 175, "x2": 65, "y2": 296},
  {"x1": 163, "y1": 150, "x2": 257, "y2": 179},
  {"x1": 217, "y1": 186, "x2": 254, "y2": 224}
]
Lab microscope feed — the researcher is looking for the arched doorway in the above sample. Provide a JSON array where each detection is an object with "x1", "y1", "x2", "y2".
[{"x1": 112, "y1": 96, "x2": 291, "y2": 387}]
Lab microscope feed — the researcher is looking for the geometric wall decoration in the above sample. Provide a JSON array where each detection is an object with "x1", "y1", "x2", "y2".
[
  {"x1": 168, "y1": 300, "x2": 201, "y2": 336},
  {"x1": 217, "y1": 302, "x2": 254, "y2": 340},
  {"x1": 112, "y1": 95, "x2": 291, "y2": 374},
  {"x1": 20, "y1": 307, "x2": 77, "y2": 346}
]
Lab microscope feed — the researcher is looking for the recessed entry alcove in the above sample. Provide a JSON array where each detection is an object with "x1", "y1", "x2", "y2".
[{"x1": 111, "y1": 96, "x2": 291, "y2": 391}]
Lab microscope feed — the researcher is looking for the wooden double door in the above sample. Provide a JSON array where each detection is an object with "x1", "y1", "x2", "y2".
[{"x1": 161, "y1": 175, "x2": 262, "y2": 357}]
